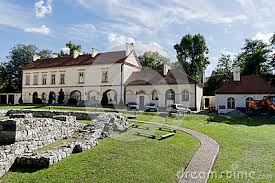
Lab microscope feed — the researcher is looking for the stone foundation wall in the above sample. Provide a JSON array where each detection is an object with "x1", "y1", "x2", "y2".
[
  {"x1": 6, "y1": 109, "x2": 106, "y2": 120},
  {"x1": 0, "y1": 114, "x2": 84, "y2": 177}
]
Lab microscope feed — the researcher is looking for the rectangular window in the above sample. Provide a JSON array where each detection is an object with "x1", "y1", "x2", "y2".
[
  {"x1": 33, "y1": 75, "x2": 38, "y2": 85},
  {"x1": 26, "y1": 75, "x2": 30, "y2": 85},
  {"x1": 42, "y1": 74, "x2": 47, "y2": 85},
  {"x1": 78, "y1": 72, "x2": 84, "y2": 83},
  {"x1": 101, "y1": 70, "x2": 108, "y2": 83},
  {"x1": 51, "y1": 74, "x2": 56, "y2": 84},
  {"x1": 60, "y1": 73, "x2": 65, "y2": 84}
]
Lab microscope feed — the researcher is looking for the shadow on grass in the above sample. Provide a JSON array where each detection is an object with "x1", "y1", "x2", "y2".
[{"x1": 209, "y1": 115, "x2": 275, "y2": 126}]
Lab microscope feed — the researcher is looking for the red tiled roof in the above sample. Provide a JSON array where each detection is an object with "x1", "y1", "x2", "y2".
[
  {"x1": 215, "y1": 75, "x2": 275, "y2": 94},
  {"x1": 125, "y1": 69, "x2": 201, "y2": 86},
  {"x1": 23, "y1": 51, "x2": 127, "y2": 70}
]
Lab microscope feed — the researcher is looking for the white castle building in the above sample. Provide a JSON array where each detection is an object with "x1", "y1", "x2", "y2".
[{"x1": 22, "y1": 43, "x2": 203, "y2": 110}]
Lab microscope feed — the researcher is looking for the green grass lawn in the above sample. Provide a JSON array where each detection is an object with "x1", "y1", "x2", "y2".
[
  {"x1": 1, "y1": 105, "x2": 275, "y2": 182},
  {"x1": 135, "y1": 114, "x2": 275, "y2": 183},
  {"x1": 1, "y1": 127, "x2": 199, "y2": 183}
]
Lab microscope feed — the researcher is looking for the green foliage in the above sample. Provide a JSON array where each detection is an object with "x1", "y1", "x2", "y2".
[
  {"x1": 139, "y1": 51, "x2": 170, "y2": 70},
  {"x1": 203, "y1": 68, "x2": 230, "y2": 96},
  {"x1": 57, "y1": 89, "x2": 65, "y2": 104},
  {"x1": 203, "y1": 54, "x2": 234, "y2": 96},
  {"x1": 5, "y1": 44, "x2": 38, "y2": 90},
  {"x1": 217, "y1": 54, "x2": 233, "y2": 75},
  {"x1": 65, "y1": 41, "x2": 81, "y2": 55},
  {"x1": 174, "y1": 34, "x2": 209, "y2": 82},
  {"x1": 236, "y1": 39, "x2": 272, "y2": 77},
  {"x1": 37, "y1": 49, "x2": 52, "y2": 59}
]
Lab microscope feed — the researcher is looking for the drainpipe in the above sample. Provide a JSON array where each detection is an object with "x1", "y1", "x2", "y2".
[
  {"x1": 194, "y1": 83, "x2": 197, "y2": 111},
  {"x1": 120, "y1": 63, "x2": 125, "y2": 105}
]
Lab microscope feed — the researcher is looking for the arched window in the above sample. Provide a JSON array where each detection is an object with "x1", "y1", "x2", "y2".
[
  {"x1": 107, "y1": 90, "x2": 117, "y2": 104},
  {"x1": 227, "y1": 97, "x2": 235, "y2": 109},
  {"x1": 70, "y1": 90, "x2": 81, "y2": 101},
  {"x1": 152, "y1": 90, "x2": 158, "y2": 100},
  {"x1": 246, "y1": 97, "x2": 253, "y2": 108},
  {"x1": 88, "y1": 91, "x2": 98, "y2": 101},
  {"x1": 138, "y1": 90, "x2": 146, "y2": 95},
  {"x1": 182, "y1": 90, "x2": 189, "y2": 101},
  {"x1": 166, "y1": 89, "x2": 175, "y2": 101}
]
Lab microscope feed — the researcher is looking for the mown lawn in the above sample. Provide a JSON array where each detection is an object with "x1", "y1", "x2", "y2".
[
  {"x1": 136, "y1": 114, "x2": 275, "y2": 183},
  {"x1": 1, "y1": 127, "x2": 199, "y2": 183}
]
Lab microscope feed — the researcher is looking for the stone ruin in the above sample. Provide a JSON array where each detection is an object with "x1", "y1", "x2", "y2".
[{"x1": 0, "y1": 110, "x2": 128, "y2": 178}]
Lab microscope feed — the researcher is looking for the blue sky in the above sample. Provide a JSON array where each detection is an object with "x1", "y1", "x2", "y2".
[{"x1": 0, "y1": 0, "x2": 274, "y2": 76}]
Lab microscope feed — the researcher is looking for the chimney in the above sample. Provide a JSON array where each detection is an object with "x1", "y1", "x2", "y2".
[
  {"x1": 163, "y1": 65, "x2": 171, "y2": 75},
  {"x1": 91, "y1": 48, "x2": 100, "y2": 57},
  {"x1": 52, "y1": 53, "x2": 58, "y2": 58},
  {"x1": 232, "y1": 66, "x2": 240, "y2": 81},
  {"x1": 33, "y1": 54, "x2": 41, "y2": 62},
  {"x1": 126, "y1": 43, "x2": 134, "y2": 56},
  {"x1": 73, "y1": 50, "x2": 79, "y2": 58}
]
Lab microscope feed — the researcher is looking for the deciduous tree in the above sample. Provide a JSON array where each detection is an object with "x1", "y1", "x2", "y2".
[
  {"x1": 174, "y1": 34, "x2": 209, "y2": 82},
  {"x1": 139, "y1": 51, "x2": 170, "y2": 71}
]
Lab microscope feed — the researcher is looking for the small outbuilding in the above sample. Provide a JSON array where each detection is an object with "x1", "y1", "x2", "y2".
[{"x1": 215, "y1": 67, "x2": 275, "y2": 114}]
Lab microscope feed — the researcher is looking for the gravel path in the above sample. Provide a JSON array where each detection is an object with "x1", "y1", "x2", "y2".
[{"x1": 129, "y1": 120, "x2": 220, "y2": 183}]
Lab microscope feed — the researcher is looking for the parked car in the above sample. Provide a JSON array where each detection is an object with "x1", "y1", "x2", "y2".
[
  {"x1": 145, "y1": 102, "x2": 158, "y2": 112},
  {"x1": 167, "y1": 104, "x2": 191, "y2": 114},
  {"x1": 127, "y1": 102, "x2": 139, "y2": 110}
]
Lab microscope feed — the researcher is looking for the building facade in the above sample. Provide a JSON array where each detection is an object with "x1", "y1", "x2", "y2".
[
  {"x1": 215, "y1": 68, "x2": 275, "y2": 113},
  {"x1": 22, "y1": 44, "x2": 203, "y2": 110}
]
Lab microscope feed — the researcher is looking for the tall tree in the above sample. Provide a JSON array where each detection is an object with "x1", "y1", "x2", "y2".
[
  {"x1": 5, "y1": 44, "x2": 38, "y2": 90},
  {"x1": 65, "y1": 41, "x2": 81, "y2": 55},
  {"x1": 203, "y1": 54, "x2": 233, "y2": 96},
  {"x1": 174, "y1": 34, "x2": 209, "y2": 82},
  {"x1": 236, "y1": 39, "x2": 272, "y2": 77},
  {"x1": 271, "y1": 33, "x2": 275, "y2": 46},
  {"x1": 38, "y1": 49, "x2": 52, "y2": 59},
  {"x1": 139, "y1": 51, "x2": 170, "y2": 71},
  {"x1": 217, "y1": 54, "x2": 233, "y2": 76},
  {"x1": 203, "y1": 68, "x2": 229, "y2": 96}
]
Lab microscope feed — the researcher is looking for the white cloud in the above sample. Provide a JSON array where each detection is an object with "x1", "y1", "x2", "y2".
[
  {"x1": 252, "y1": 32, "x2": 274, "y2": 44},
  {"x1": 0, "y1": 1, "x2": 32, "y2": 29},
  {"x1": 107, "y1": 33, "x2": 168, "y2": 57},
  {"x1": 76, "y1": 0, "x2": 247, "y2": 28},
  {"x1": 24, "y1": 25, "x2": 50, "y2": 35},
  {"x1": 35, "y1": 0, "x2": 53, "y2": 17},
  {"x1": 65, "y1": 24, "x2": 97, "y2": 41}
]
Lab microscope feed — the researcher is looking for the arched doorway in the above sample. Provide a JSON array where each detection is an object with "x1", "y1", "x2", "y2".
[
  {"x1": 165, "y1": 89, "x2": 175, "y2": 106},
  {"x1": 49, "y1": 91, "x2": 56, "y2": 104},
  {"x1": 32, "y1": 92, "x2": 38, "y2": 104},
  {"x1": 70, "y1": 90, "x2": 81, "y2": 101},
  {"x1": 101, "y1": 89, "x2": 117, "y2": 107}
]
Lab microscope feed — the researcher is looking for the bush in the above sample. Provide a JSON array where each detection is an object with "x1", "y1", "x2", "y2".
[
  {"x1": 67, "y1": 98, "x2": 77, "y2": 106},
  {"x1": 18, "y1": 96, "x2": 23, "y2": 104},
  {"x1": 58, "y1": 89, "x2": 65, "y2": 104},
  {"x1": 33, "y1": 98, "x2": 42, "y2": 104}
]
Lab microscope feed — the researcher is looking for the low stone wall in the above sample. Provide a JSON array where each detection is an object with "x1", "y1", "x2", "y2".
[
  {"x1": 0, "y1": 114, "x2": 84, "y2": 177},
  {"x1": 0, "y1": 111, "x2": 128, "y2": 177},
  {"x1": 14, "y1": 113, "x2": 128, "y2": 169},
  {"x1": 6, "y1": 109, "x2": 106, "y2": 120}
]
